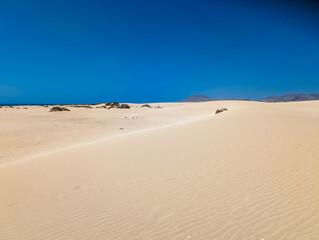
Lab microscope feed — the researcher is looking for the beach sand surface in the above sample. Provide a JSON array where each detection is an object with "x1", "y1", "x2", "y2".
[{"x1": 1, "y1": 101, "x2": 319, "y2": 240}]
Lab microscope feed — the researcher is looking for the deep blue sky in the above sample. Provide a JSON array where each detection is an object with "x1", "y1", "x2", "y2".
[{"x1": 1, "y1": 0, "x2": 319, "y2": 103}]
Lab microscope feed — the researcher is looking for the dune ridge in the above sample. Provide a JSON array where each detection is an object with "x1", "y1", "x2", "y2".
[{"x1": 1, "y1": 111, "x2": 213, "y2": 167}]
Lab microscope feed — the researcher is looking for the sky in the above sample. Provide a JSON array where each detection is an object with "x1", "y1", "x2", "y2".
[{"x1": 0, "y1": 0, "x2": 319, "y2": 104}]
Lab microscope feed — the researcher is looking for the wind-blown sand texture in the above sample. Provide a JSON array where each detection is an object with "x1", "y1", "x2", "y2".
[{"x1": 1, "y1": 101, "x2": 319, "y2": 240}]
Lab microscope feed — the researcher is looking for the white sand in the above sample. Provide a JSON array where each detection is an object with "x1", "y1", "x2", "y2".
[{"x1": 1, "y1": 101, "x2": 319, "y2": 239}]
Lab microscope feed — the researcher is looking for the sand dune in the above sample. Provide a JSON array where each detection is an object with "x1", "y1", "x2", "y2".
[
  {"x1": 0, "y1": 102, "x2": 207, "y2": 164},
  {"x1": 1, "y1": 101, "x2": 319, "y2": 239}
]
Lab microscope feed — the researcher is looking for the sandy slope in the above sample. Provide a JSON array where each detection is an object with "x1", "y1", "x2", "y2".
[
  {"x1": 0, "y1": 103, "x2": 206, "y2": 164},
  {"x1": 1, "y1": 101, "x2": 319, "y2": 240}
]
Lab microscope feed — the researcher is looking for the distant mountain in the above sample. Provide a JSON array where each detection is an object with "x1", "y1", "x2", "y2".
[
  {"x1": 181, "y1": 95, "x2": 248, "y2": 102},
  {"x1": 181, "y1": 95, "x2": 215, "y2": 102},
  {"x1": 182, "y1": 93, "x2": 319, "y2": 103},
  {"x1": 262, "y1": 93, "x2": 319, "y2": 102}
]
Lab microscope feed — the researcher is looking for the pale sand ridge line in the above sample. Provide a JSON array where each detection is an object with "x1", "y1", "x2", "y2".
[{"x1": 0, "y1": 112, "x2": 214, "y2": 167}]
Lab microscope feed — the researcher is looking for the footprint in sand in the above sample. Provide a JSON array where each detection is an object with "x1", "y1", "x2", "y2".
[
  {"x1": 146, "y1": 205, "x2": 172, "y2": 224},
  {"x1": 73, "y1": 185, "x2": 81, "y2": 190}
]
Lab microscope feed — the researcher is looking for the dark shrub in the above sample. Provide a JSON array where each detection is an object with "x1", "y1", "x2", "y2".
[
  {"x1": 50, "y1": 106, "x2": 70, "y2": 112},
  {"x1": 106, "y1": 102, "x2": 120, "y2": 109},
  {"x1": 72, "y1": 105, "x2": 92, "y2": 108},
  {"x1": 215, "y1": 108, "x2": 228, "y2": 114},
  {"x1": 141, "y1": 104, "x2": 152, "y2": 108},
  {"x1": 117, "y1": 104, "x2": 130, "y2": 109}
]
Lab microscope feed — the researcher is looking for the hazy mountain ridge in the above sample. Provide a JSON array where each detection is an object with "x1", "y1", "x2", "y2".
[
  {"x1": 261, "y1": 93, "x2": 319, "y2": 102},
  {"x1": 183, "y1": 93, "x2": 319, "y2": 102},
  {"x1": 182, "y1": 95, "x2": 249, "y2": 102}
]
